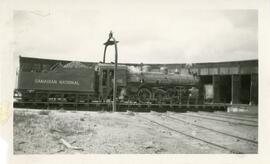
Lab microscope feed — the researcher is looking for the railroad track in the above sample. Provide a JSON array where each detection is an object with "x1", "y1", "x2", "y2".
[
  {"x1": 13, "y1": 101, "x2": 228, "y2": 111},
  {"x1": 138, "y1": 113, "x2": 257, "y2": 154},
  {"x1": 189, "y1": 112, "x2": 258, "y2": 123},
  {"x1": 164, "y1": 114, "x2": 258, "y2": 144},
  {"x1": 175, "y1": 112, "x2": 258, "y2": 127},
  {"x1": 14, "y1": 101, "x2": 257, "y2": 127},
  {"x1": 137, "y1": 114, "x2": 245, "y2": 154},
  {"x1": 212, "y1": 112, "x2": 258, "y2": 118}
]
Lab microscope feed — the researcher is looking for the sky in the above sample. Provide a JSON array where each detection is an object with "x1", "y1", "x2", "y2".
[{"x1": 13, "y1": 8, "x2": 258, "y2": 64}]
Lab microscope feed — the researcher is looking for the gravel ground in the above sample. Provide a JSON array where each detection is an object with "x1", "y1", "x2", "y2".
[{"x1": 13, "y1": 108, "x2": 258, "y2": 154}]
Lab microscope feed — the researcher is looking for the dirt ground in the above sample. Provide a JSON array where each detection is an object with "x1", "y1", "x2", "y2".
[{"x1": 13, "y1": 108, "x2": 258, "y2": 154}]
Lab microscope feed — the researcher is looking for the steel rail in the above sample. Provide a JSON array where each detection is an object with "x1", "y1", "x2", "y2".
[
  {"x1": 211, "y1": 112, "x2": 258, "y2": 118},
  {"x1": 176, "y1": 113, "x2": 258, "y2": 127},
  {"x1": 13, "y1": 101, "x2": 229, "y2": 107},
  {"x1": 165, "y1": 115, "x2": 258, "y2": 144},
  {"x1": 190, "y1": 112, "x2": 258, "y2": 123},
  {"x1": 137, "y1": 114, "x2": 244, "y2": 154}
]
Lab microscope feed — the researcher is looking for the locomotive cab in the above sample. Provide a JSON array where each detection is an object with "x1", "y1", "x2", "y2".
[{"x1": 97, "y1": 63, "x2": 127, "y2": 101}]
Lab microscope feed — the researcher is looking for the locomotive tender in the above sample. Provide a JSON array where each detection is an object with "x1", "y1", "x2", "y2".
[{"x1": 15, "y1": 56, "x2": 202, "y2": 107}]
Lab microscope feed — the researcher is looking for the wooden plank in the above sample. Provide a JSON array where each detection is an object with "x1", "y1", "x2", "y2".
[
  {"x1": 208, "y1": 68, "x2": 218, "y2": 75},
  {"x1": 200, "y1": 68, "x2": 209, "y2": 75},
  {"x1": 229, "y1": 67, "x2": 239, "y2": 74},
  {"x1": 220, "y1": 67, "x2": 229, "y2": 75},
  {"x1": 240, "y1": 66, "x2": 258, "y2": 74}
]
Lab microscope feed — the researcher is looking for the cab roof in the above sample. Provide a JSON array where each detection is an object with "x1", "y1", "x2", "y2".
[{"x1": 97, "y1": 63, "x2": 128, "y2": 70}]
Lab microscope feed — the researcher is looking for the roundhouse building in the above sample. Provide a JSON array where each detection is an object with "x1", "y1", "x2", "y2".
[{"x1": 159, "y1": 60, "x2": 258, "y2": 105}]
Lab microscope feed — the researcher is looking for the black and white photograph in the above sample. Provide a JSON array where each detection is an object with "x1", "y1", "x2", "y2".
[
  {"x1": 12, "y1": 8, "x2": 258, "y2": 154},
  {"x1": 2, "y1": 0, "x2": 270, "y2": 163}
]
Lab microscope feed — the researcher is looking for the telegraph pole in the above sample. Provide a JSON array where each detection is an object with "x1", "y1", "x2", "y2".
[{"x1": 103, "y1": 31, "x2": 119, "y2": 112}]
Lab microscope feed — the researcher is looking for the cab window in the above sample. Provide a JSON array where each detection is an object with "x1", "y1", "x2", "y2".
[
  {"x1": 102, "y1": 70, "x2": 107, "y2": 86},
  {"x1": 109, "y1": 70, "x2": 114, "y2": 79}
]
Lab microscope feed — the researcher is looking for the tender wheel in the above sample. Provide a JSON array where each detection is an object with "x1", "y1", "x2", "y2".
[{"x1": 137, "y1": 88, "x2": 152, "y2": 103}]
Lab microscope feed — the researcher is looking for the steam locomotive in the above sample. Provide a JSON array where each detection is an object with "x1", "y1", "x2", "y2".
[{"x1": 14, "y1": 56, "x2": 202, "y2": 106}]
